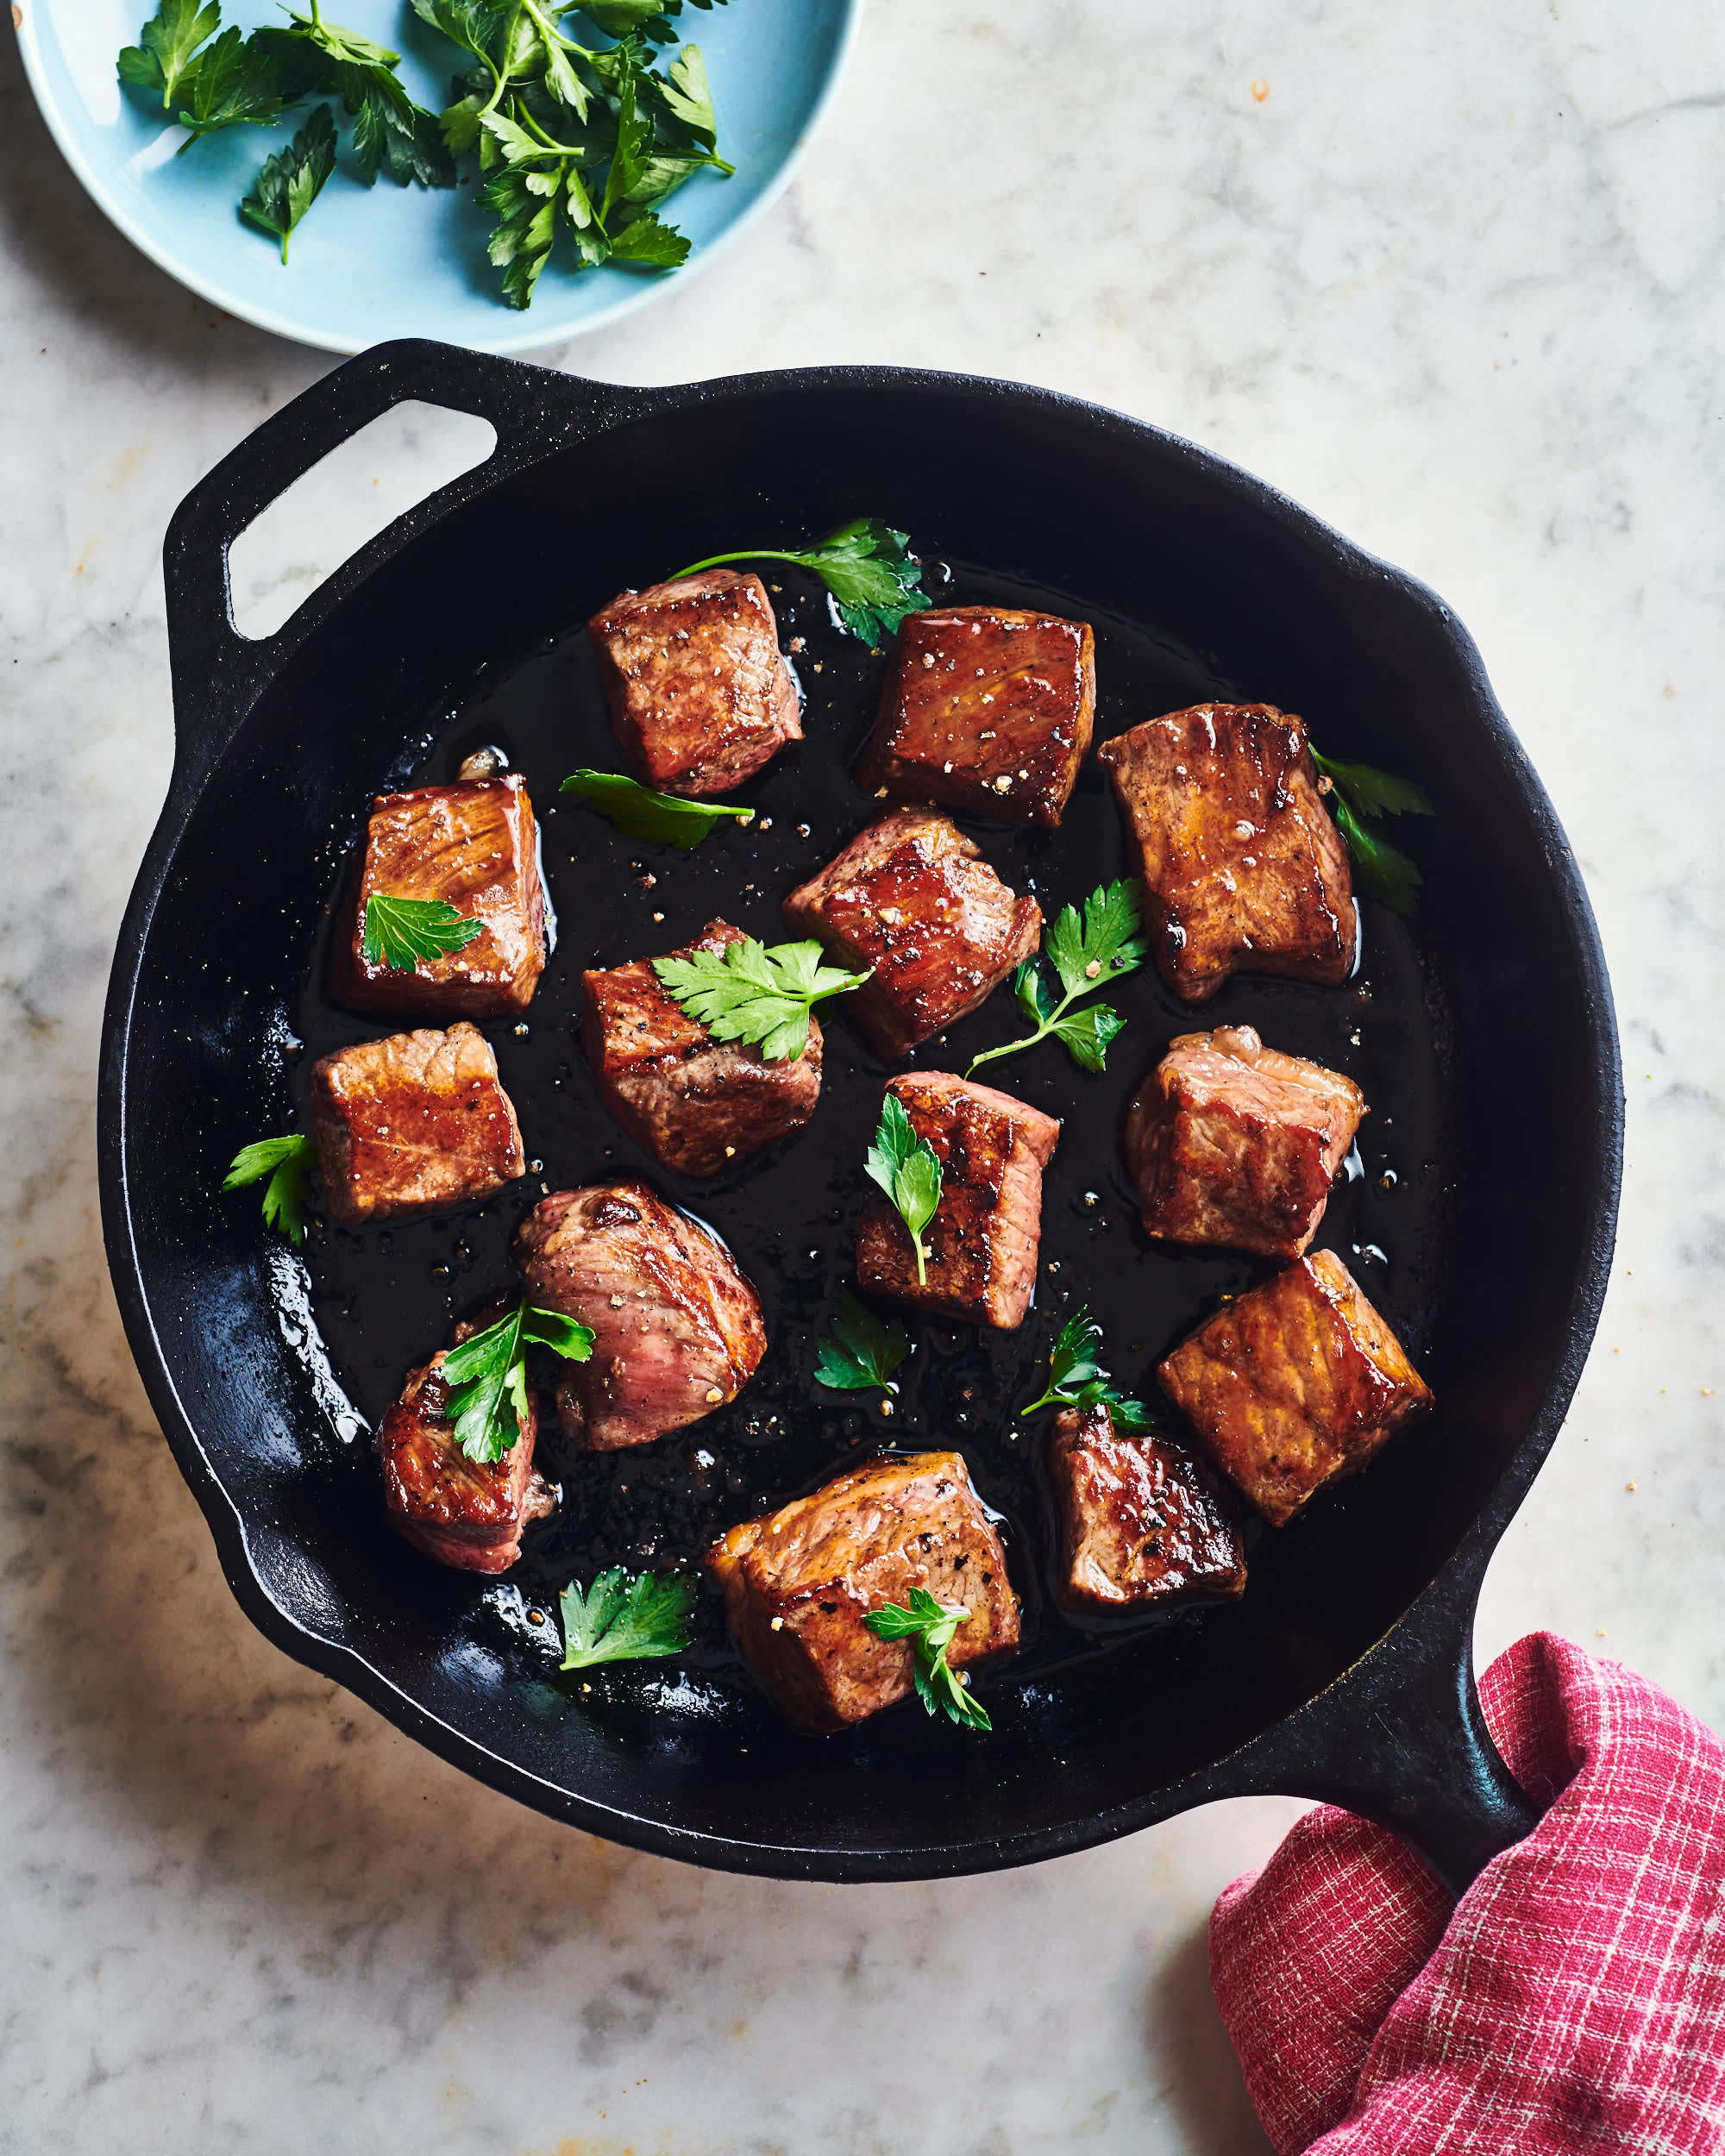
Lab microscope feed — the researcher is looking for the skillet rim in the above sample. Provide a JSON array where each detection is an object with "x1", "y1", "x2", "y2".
[{"x1": 97, "y1": 348, "x2": 1624, "y2": 1879}]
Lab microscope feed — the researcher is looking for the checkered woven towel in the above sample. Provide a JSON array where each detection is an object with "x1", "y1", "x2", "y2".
[{"x1": 1209, "y1": 1633, "x2": 1725, "y2": 2153}]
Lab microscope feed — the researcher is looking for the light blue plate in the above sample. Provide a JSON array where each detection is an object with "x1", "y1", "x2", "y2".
[{"x1": 15, "y1": 0, "x2": 857, "y2": 354}]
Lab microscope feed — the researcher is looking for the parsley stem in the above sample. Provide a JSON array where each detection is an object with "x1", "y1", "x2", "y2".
[
  {"x1": 913, "y1": 1232, "x2": 928, "y2": 1289},
  {"x1": 966, "y1": 975, "x2": 1085, "y2": 1076},
  {"x1": 476, "y1": 3, "x2": 525, "y2": 118},
  {"x1": 519, "y1": 106, "x2": 580, "y2": 154},
  {"x1": 664, "y1": 548, "x2": 812, "y2": 581}
]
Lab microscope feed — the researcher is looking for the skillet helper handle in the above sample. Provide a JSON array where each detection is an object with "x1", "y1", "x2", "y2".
[
  {"x1": 160, "y1": 338, "x2": 637, "y2": 786},
  {"x1": 1273, "y1": 1587, "x2": 1541, "y2": 1898}
]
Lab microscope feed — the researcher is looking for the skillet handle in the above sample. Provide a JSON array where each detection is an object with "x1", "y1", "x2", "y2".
[
  {"x1": 160, "y1": 338, "x2": 638, "y2": 786},
  {"x1": 1266, "y1": 1583, "x2": 1541, "y2": 1899}
]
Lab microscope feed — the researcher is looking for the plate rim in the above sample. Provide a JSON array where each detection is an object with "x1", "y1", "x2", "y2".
[{"x1": 11, "y1": 0, "x2": 863, "y2": 356}]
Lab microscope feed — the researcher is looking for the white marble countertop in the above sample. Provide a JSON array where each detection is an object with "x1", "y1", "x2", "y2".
[{"x1": 3, "y1": 2, "x2": 1722, "y2": 2149}]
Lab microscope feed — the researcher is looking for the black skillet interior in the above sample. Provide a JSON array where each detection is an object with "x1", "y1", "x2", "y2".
[{"x1": 102, "y1": 348, "x2": 1621, "y2": 1880}]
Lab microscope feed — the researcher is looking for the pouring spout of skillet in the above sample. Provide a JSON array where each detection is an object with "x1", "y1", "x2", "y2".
[{"x1": 98, "y1": 342, "x2": 1623, "y2": 1884}]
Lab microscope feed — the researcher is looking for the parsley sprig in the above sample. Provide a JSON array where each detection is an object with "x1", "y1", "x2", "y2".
[
  {"x1": 559, "y1": 768, "x2": 755, "y2": 850},
  {"x1": 415, "y1": 0, "x2": 732, "y2": 308},
  {"x1": 864, "y1": 1589, "x2": 991, "y2": 1732},
  {"x1": 654, "y1": 937, "x2": 872, "y2": 1062},
  {"x1": 666, "y1": 520, "x2": 933, "y2": 645},
  {"x1": 223, "y1": 1133, "x2": 318, "y2": 1244},
  {"x1": 116, "y1": 0, "x2": 724, "y2": 306},
  {"x1": 1019, "y1": 1306, "x2": 1165, "y2": 1432},
  {"x1": 967, "y1": 879, "x2": 1148, "y2": 1078},
  {"x1": 814, "y1": 1290, "x2": 911, "y2": 1399},
  {"x1": 120, "y1": 0, "x2": 298, "y2": 140},
  {"x1": 864, "y1": 1094, "x2": 944, "y2": 1288},
  {"x1": 441, "y1": 1300, "x2": 595, "y2": 1464},
  {"x1": 558, "y1": 1566, "x2": 696, "y2": 1670},
  {"x1": 361, "y1": 893, "x2": 485, "y2": 972},
  {"x1": 121, "y1": 0, "x2": 453, "y2": 183},
  {"x1": 273, "y1": 6, "x2": 455, "y2": 188},
  {"x1": 240, "y1": 102, "x2": 337, "y2": 260},
  {"x1": 1309, "y1": 749, "x2": 1434, "y2": 916},
  {"x1": 119, "y1": 0, "x2": 224, "y2": 111}
]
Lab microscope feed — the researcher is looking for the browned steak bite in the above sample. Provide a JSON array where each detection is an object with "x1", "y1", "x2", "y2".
[
  {"x1": 860, "y1": 606, "x2": 1095, "y2": 828},
  {"x1": 588, "y1": 569, "x2": 802, "y2": 797},
  {"x1": 513, "y1": 1181, "x2": 767, "y2": 1450},
  {"x1": 310, "y1": 1022, "x2": 525, "y2": 1228},
  {"x1": 1158, "y1": 1250, "x2": 1433, "y2": 1526},
  {"x1": 1097, "y1": 703, "x2": 1358, "y2": 1003},
  {"x1": 856, "y1": 1072, "x2": 1060, "y2": 1328},
  {"x1": 706, "y1": 1451, "x2": 1019, "y2": 1732},
  {"x1": 375, "y1": 1354, "x2": 555, "y2": 1575},
  {"x1": 1047, "y1": 1401, "x2": 1245, "y2": 1613},
  {"x1": 781, "y1": 808, "x2": 1041, "y2": 1057},
  {"x1": 580, "y1": 919, "x2": 821, "y2": 1176},
  {"x1": 1125, "y1": 1024, "x2": 1366, "y2": 1259},
  {"x1": 333, "y1": 774, "x2": 547, "y2": 1018}
]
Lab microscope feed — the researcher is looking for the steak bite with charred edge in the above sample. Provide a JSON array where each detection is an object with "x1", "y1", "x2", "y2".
[
  {"x1": 706, "y1": 1451, "x2": 1019, "y2": 1733},
  {"x1": 310, "y1": 1021, "x2": 525, "y2": 1228},
  {"x1": 781, "y1": 808, "x2": 1041, "y2": 1058},
  {"x1": 1097, "y1": 703, "x2": 1358, "y2": 1004},
  {"x1": 856, "y1": 1072, "x2": 1060, "y2": 1329},
  {"x1": 1125, "y1": 1024, "x2": 1366, "y2": 1260},
  {"x1": 1046, "y1": 1400, "x2": 1245, "y2": 1614},
  {"x1": 513, "y1": 1181, "x2": 767, "y2": 1451},
  {"x1": 588, "y1": 570, "x2": 802, "y2": 798},
  {"x1": 376, "y1": 1352, "x2": 555, "y2": 1576},
  {"x1": 333, "y1": 773, "x2": 547, "y2": 1018},
  {"x1": 1157, "y1": 1250, "x2": 1433, "y2": 1526},
  {"x1": 860, "y1": 606, "x2": 1095, "y2": 828},
  {"x1": 581, "y1": 919, "x2": 822, "y2": 1176}
]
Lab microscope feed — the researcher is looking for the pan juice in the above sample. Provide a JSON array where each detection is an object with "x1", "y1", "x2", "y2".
[{"x1": 287, "y1": 557, "x2": 1452, "y2": 1735}]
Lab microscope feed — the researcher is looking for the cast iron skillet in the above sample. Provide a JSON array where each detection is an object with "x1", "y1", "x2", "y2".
[{"x1": 98, "y1": 341, "x2": 1622, "y2": 1891}]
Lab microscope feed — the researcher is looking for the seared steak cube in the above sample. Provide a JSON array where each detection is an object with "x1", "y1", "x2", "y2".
[
  {"x1": 589, "y1": 570, "x2": 802, "y2": 797},
  {"x1": 856, "y1": 1073, "x2": 1060, "y2": 1328},
  {"x1": 860, "y1": 606, "x2": 1095, "y2": 827},
  {"x1": 310, "y1": 1021, "x2": 525, "y2": 1227},
  {"x1": 513, "y1": 1181, "x2": 767, "y2": 1450},
  {"x1": 376, "y1": 1354, "x2": 555, "y2": 1575},
  {"x1": 1097, "y1": 704, "x2": 1358, "y2": 1003},
  {"x1": 1125, "y1": 1024, "x2": 1366, "y2": 1259},
  {"x1": 581, "y1": 919, "x2": 821, "y2": 1176},
  {"x1": 334, "y1": 774, "x2": 547, "y2": 1018},
  {"x1": 1047, "y1": 1401, "x2": 1245, "y2": 1613},
  {"x1": 781, "y1": 808, "x2": 1041, "y2": 1057},
  {"x1": 1158, "y1": 1250, "x2": 1432, "y2": 1526},
  {"x1": 706, "y1": 1451, "x2": 1019, "y2": 1732}
]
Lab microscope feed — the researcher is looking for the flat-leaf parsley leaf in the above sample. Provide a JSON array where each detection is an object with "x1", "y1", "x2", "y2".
[
  {"x1": 654, "y1": 937, "x2": 872, "y2": 1063},
  {"x1": 559, "y1": 1566, "x2": 696, "y2": 1670},
  {"x1": 814, "y1": 1289, "x2": 911, "y2": 1398},
  {"x1": 118, "y1": 0, "x2": 223, "y2": 110},
  {"x1": 361, "y1": 892, "x2": 486, "y2": 972},
  {"x1": 968, "y1": 878, "x2": 1148, "y2": 1077},
  {"x1": 1308, "y1": 747, "x2": 1435, "y2": 916},
  {"x1": 223, "y1": 1133, "x2": 318, "y2": 1245},
  {"x1": 864, "y1": 1587, "x2": 991, "y2": 1731},
  {"x1": 239, "y1": 101, "x2": 337, "y2": 262},
  {"x1": 441, "y1": 1300, "x2": 595, "y2": 1464},
  {"x1": 558, "y1": 768, "x2": 755, "y2": 850},
  {"x1": 1019, "y1": 1305, "x2": 1165, "y2": 1432},
  {"x1": 666, "y1": 519, "x2": 933, "y2": 645},
  {"x1": 864, "y1": 1093, "x2": 944, "y2": 1289}
]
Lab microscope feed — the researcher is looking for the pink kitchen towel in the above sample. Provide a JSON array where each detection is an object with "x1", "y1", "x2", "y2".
[{"x1": 1210, "y1": 1632, "x2": 1725, "y2": 2153}]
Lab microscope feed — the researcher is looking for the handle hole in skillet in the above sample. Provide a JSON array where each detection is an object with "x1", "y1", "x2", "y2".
[{"x1": 227, "y1": 402, "x2": 498, "y2": 641}]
